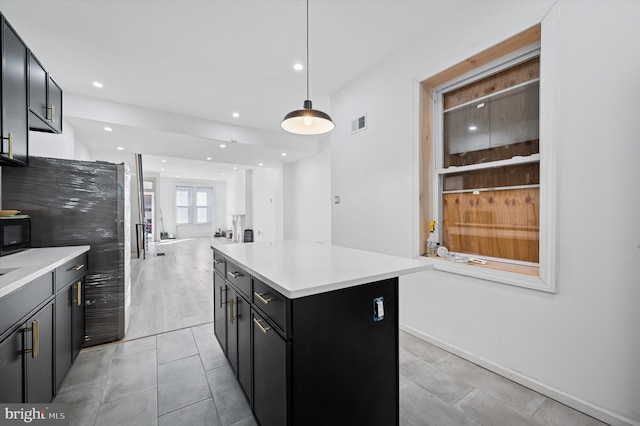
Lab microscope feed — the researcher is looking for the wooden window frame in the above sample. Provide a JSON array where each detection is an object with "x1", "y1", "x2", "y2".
[{"x1": 419, "y1": 24, "x2": 558, "y2": 293}]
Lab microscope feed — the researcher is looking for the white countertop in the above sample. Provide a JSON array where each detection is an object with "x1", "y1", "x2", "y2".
[
  {"x1": 211, "y1": 240, "x2": 432, "y2": 298},
  {"x1": 0, "y1": 246, "x2": 90, "y2": 298}
]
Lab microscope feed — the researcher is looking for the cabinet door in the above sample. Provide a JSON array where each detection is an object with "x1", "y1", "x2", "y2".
[
  {"x1": 72, "y1": 279, "x2": 85, "y2": 360},
  {"x1": 227, "y1": 287, "x2": 238, "y2": 376},
  {"x1": 1, "y1": 18, "x2": 29, "y2": 165},
  {"x1": 252, "y1": 310, "x2": 287, "y2": 426},
  {"x1": 48, "y1": 77, "x2": 63, "y2": 133},
  {"x1": 0, "y1": 328, "x2": 24, "y2": 402},
  {"x1": 236, "y1": 295, "x2": 251, "y2": 404},
  {"x1": 213, "y1": 271, "x2": 227, "y2": 354},
  {"x1": 25, "y1": 302, "x2": 54, "y2": 403},
  {"x1": 28, "y1": 52, "x2": 48, "y2": 126},
  {"x1": 54, "y1": 286, "x2": 73, "y2": 392}
]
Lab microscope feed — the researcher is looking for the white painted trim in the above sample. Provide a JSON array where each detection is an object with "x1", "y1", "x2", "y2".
[
  {"x1": 412, "y1": 78, "x2": 422, "y2": 257},
  {"x1": 399, "y1": 324, "x2": 639, "y2": 426}
]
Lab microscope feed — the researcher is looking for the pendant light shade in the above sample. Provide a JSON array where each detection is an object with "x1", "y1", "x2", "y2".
[{"x1": 281, "y1": 0, "x2": 334, "y2": 135}]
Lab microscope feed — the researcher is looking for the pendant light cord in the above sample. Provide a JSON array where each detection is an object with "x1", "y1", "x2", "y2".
[{"x1": 306, "y1": 0, "x2": 310, "y2": 101}]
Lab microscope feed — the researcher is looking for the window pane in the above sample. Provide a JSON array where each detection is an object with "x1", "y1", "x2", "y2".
[
  {"x1": 176, "y1": 207, "x2": 190, "y2": 224},
  {"x1": 176, "y1": 188, "x2": 190, "y2": 206},
  {"x1": 197, "y1": 207, "x2": 208, "y2": 223},
  {"x1": 197, "y1": 191, "x2": 208, "y2": 206}
]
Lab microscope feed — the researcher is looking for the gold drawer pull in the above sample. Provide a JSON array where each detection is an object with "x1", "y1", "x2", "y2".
[
  {"x1": 254, "y1": 292, "x2": 273, "y2": 305},
  {"x1": 253, "y1": 318, "x2": 271, "y2": 334},
  {"x1": 77, "y1": 281, "x2": 82, "y2": 306},
  {"x1": 213, "y1": 258, "x2": 224, "y2": 265},
  {"x1": 24, "y1": 320, "x2": 39, "y2": 358},
  {"x1": 1, "y1": 132, "x2": 13, "y2": 159},
  {"x1": 228, "y1": 271, "x2": 242, "y2": 279},
  {"x1": 71, "y1": 264, "x2": 85, "y2": 271}
]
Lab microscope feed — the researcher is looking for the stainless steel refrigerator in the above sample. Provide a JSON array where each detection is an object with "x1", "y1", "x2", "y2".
[{"x1": 2, "y1": 156, "x2": 131, "y2": 346}]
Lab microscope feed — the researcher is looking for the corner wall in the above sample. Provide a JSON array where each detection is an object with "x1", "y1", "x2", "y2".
[{"x1": 329, "y1": 1, "x2": 640, "y2": 425}]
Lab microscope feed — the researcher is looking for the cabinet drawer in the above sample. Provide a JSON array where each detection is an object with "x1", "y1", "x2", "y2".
[
  {"x1": 213, "y1": 251, "x2": 226, "y2": 276},
  {"x1": 226, "y1": 261, "x2": 250, "y2": 298},
  {"x1": 252, "y1": 278, "x2": 287, "y2": 333},
  {"x1": 0, "y1": 272, "x2": 54, "y2": 337},
  {"x1": 56, "y1": 253, "x2": 88, "y2": 292}
]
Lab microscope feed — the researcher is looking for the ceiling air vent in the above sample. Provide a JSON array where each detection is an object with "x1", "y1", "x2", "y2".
[{"x1": 351, "y1": 114, "x2": 367, "y2": 134}]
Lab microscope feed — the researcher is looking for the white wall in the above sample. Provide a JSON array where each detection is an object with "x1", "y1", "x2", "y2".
[
  {"x1": 289, "y1": 139, "x2": 331, "y2": 243},
  {"x1": 330, "y1": 1, "x2": 640, "y2": 425},
  {"x1": 250, "y1": 167, "x2": 278, "y2": 242}
]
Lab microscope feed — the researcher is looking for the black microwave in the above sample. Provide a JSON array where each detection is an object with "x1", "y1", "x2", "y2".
[{"x1": 0, "y1": 216, "x2": 31, "y2": 256}]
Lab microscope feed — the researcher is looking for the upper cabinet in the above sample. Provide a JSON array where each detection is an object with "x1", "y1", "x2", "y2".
[
  {"x1": 0, "y1": 15, "x2": 29, "y2": 166},
  {"x1": 0, "y1": 12, "x2": 64, "y2": 167},
  {"x1": 29, "y1": 52, "x2": 63, "y2": 133}
]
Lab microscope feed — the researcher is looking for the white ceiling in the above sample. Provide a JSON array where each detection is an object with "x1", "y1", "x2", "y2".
[{"x1": 0, "y1": 0, "x2": 469, "y2": 179}]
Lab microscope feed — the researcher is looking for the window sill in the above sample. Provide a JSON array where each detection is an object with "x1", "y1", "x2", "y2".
[{"x1": 417, "y1": 256, "x2": 553, "y2": 293}]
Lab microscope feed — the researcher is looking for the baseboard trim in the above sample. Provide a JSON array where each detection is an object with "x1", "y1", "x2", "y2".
[{"x1": 399, "y1": 323, "x2": 638, "y2": 426}]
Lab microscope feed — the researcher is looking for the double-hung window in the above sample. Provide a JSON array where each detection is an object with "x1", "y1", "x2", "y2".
[{"x1": 176, "y1": 186, "x2": 212, "y2": 224}]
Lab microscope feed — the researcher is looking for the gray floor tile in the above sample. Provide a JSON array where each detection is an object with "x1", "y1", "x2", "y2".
[
  {"x1": 400, "y1": 331, "x2": 453, "y2": 365},
  {"x1": 455, "y1": 388, "x2": 539, "y2": 426},
  {"x1": 191, "y1": 322, "x2": 228, "y2": 371},
  {"x1": 157, "y1": 354, "x2": 211, "y2": 416},
  {"x1": 54, "y1": 380, "x2": 104, "y2": 426},
  {"x1": 158, "y1": 398, "x2": 222, "y2": 426},
  {"x1": 94, "y1": 388, "x2": 157, "y2": 426},
  {"x1": 156, "y1": 328, "x2": 199, "y2": 364},
  {"x1": 531, "y1": 398, "x2": 608, "y2": 426},
  {"x1": 206, "y1": 365, "x2": 252, "y2": 426},
  {"x1": 400, "y1": 349, "x2": 474, "y2": 405},
  {"x1": 400, "y1": 381, "x2": 481, "y2": 426},
  {"x1": 437, "y1": 355, "x2": 545, "y2": 417},
  {"x1": 102, "y1": 349, "x2": 157, "y2": 403},
  {"x1": 228, "y1": 416, "x2": 258, "y2": 426},
  {"x1": 114, "y1": 336, "x2": 156, "y2": 359},
  {"x1": 62, "y1": 345, "x2": 115, "y2": 387}
]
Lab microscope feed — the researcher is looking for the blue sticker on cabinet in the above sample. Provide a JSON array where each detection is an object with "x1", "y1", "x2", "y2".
[{"x1": 373, "y1": 296, "x2": 385, "y2": 322}]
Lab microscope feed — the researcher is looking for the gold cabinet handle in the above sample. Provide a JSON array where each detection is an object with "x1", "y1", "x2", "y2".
[
  {"x1": 228, "y1": 271, "x2": 242, "y2": 279},
  {"x1": 219, "y1": 286, "x2": 227, "y2": 308},
  {"x1": 24, "y1": 320, "x2": 40, "y2": 358},
  {"x1": 254, "y1": 292, "x2": 273, "y2": 305},
  {"x1": 213, "y1": 258, "x2": 224, "y2": 265},
  {"x1": 77, "y1": 281, "x2": 82, "y2": 306},
  {"x1": 253, "y1": 318, "x2": 271, "y2": 334},
  {"x1": 51, "y1": 104, "x2": 56, "y2": 122},
  {"x1": 70, "y1": 264, "x2": 85, "y2": 271},
  {"x1": 1, "y1": 133, "x2": 13, "y2": 159}
]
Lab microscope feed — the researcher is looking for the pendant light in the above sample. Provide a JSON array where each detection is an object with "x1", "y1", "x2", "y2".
[{"x1": 281, "y1": 0, "x2": 335, "y2": 135}]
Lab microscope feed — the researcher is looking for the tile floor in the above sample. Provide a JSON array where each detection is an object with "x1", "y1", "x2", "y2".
[{"x1": 54, "y1": 238, "x2": 608, "y2": 425}]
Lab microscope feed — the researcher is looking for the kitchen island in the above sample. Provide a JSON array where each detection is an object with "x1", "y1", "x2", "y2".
[{"x1": 211, "y1": 240, "x2": 431, "y2": 426}]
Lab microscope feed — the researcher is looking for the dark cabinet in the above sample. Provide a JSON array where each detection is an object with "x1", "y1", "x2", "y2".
[
  {"x1": 55, "y1": 278, "x2": 84, "y2": 391},
  {"x1": 227, "y1": 286, "x2": 251, "y2": 404},
  {"x1": 252, "y1": 310, "x2": 287, "y2": 426},
  {"x1": 213, "y1": 270, "x2": 227, "y2": 354},
  {"x1": 28, "y1": 52, "x2": 63, "y2": 133},
  {"x1": 0, "y1": 16, "x2": 29, "y2": 166},
  {"x1": 0, "y1": 327, "x2": 24, "y2": 402},
  {"x1": 0, "y1": 300, "x2": 55, "y2": 403},
  {"x1": 25, "y1": 301, "x2": 54, "y2": 403}
]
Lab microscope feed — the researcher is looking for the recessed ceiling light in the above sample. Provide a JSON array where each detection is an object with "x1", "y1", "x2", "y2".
[
  {"x1": 117, "y1": 146, "x2": 124, "y2": 151},
  {"x1": 162, "y1": 160, "x2": 167, "y2": 163},
  {"x1": 468, "y1": 125, "x2": 478, "y2": 131},
  {"x1": 258, "y1": 163, "x2": 263, "y2": 167},
  {"x1": 222, "y1": 173, "x2": 225, "y2": 176},
  {"x1": 206, "y1": 157, "x2": 212, "y2": 161},
  {"x1": 281, "y1": 152, "x2": 287, "y2": 157},
  {"x1": 104, "y1": 127, "x2": 112, "y2": 132},
  {"x1": 232, "y1": 112, "x2": 240, "y2": 118},
  {"x1": 233, "y1": 166, "x2": 237, "y2": 170},
  {"x1": 175, "y1": 175, "x2": 179, "y2": 178},
  {"x1": 293, "y1": 63, "x2": 303, "y2": 71},
  {"x1": 219, "y1": 144, "x2": 226, "y2": 148},
  {"x1": 92, "y1": 81, "x2": 103, "y2": 88},
  {"x1": 161, "y1": 168, "x2": 165, "y2": 171}
]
